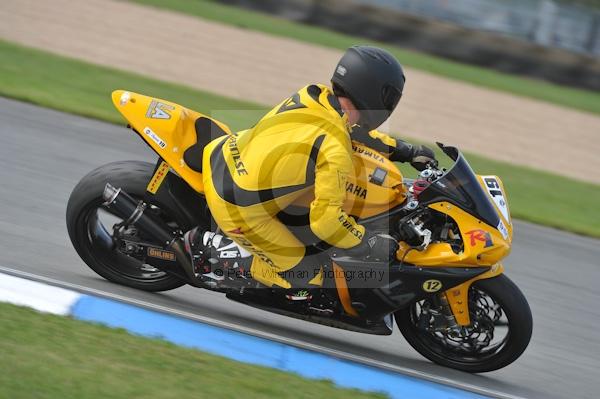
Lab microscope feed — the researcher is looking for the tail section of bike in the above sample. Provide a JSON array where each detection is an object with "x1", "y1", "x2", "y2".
[{"x1": 111, "y1": 90, "x2": 233, "y2": 193}]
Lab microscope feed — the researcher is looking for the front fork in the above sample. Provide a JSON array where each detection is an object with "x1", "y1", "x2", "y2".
[{"x1": 441, "y1": 263, "x2": 504, "y2": 326}]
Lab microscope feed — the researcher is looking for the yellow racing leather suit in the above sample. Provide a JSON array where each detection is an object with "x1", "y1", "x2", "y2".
[{"x1": 202, "y1": 84, "x2": 405, "y2": 288}]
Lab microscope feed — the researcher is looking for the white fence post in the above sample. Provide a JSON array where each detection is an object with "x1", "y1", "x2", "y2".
[{"x1": 534, "y1": 0, "x2": 558, "y2": 46}]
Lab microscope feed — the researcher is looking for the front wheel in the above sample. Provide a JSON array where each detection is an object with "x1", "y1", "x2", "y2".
[{"x1": 395, "y1": 274, "x2": 532, "y2": 372}]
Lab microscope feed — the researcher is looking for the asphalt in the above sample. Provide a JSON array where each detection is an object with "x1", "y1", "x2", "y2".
[{"x1": 1, "y1": 97, "x2": 599, "y2": 399}]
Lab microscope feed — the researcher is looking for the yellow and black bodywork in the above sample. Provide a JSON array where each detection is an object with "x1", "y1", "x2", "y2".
[
  {"x1": 111, "y1": 90, "x2": 233, "y2": 194},
  {"x1": 111, "y1": 89, "x2": 513, "y2": 328}
]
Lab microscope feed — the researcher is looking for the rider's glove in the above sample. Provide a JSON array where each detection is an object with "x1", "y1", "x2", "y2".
[
  {"x1": 410, "y1": 145, "x2": 438, "y2": 171},
  {"x1": 344, "y1": 232, "x2": 399, "y2": 262}
]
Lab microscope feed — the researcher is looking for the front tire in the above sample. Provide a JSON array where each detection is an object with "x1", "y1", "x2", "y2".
[
  {"x1": 66, "y1": 161, "x2": 186, "y2": 292},
  {"x1": 395, "y1": 274, "x2": 532, "y2": 372}
]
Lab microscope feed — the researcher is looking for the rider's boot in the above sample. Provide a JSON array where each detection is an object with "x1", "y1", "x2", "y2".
[
  {"x1": 184, "y1": 228, "x2": 317, "y2": 303},
  {"x1": 183, "y1": 227, "x2": 252, "y2": 282}
]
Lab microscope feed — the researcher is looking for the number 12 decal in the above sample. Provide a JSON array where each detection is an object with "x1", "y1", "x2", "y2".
[{"x1": 422, "y1": 279, "x2": 442, "y2": 293}]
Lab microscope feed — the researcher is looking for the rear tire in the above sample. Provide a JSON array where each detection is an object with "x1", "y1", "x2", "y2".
[
  {"x1": 66, "y1": 161, "x2": 186, "y2": 292},
  {"x1": 396, "y1": 274, "x2": 532, "y2": 372}
]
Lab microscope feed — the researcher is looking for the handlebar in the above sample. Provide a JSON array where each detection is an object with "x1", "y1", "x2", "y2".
[{"x1": 417, "y1": 164, "x2": 444, "y2": 182}]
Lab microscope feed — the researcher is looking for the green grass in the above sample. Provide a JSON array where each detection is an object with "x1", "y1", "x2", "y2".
[
  {"x1": 130, "y1": 0, "x2": 600, "y2": 116},
  {"x1": 0, "y1": 302, "x2": 385, "y2": 399},
  {"x1": 0, "y1": 40, "x2": 599, "y2": 237},
  {"x1": 0, "y1": 40, "x2": 265, "y2": 130}
]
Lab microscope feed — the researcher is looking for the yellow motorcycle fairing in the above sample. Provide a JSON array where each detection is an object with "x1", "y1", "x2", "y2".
[
  {"x1": 290, "y1": 141, "x2": 407, "y2": 218},
  {"x1": 393, "y1": 145, "x2": 514, "y2": 325},
  {"x1": 344, "y1": 141, "x2": 407, "y2": 218},
  {"x1": 111, "y1": 90, "x2": 232, "y2": 193},
  {"x1": 394, "y1": 200, "x2": 511, "y2": 326},
  {"x1": 399, "y1": 201, "x2": 511, "y2": 267}
]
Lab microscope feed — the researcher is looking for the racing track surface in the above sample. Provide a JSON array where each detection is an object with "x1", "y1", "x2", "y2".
[{"x1": 1, "y1": 97, "x2": 599, "y2": 399}]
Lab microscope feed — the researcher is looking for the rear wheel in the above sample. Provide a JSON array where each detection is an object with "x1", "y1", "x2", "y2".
[
  {"x1": 395, "y1": 274, "x2": 532, "y2": 372},
  {"x1": 66, "y1": 161, "x2": 186, "y2": 292}
]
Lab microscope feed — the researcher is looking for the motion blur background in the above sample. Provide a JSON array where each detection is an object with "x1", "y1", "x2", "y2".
[{"x1": 223, "y1": 0, "x2": 600, "y2": 88}]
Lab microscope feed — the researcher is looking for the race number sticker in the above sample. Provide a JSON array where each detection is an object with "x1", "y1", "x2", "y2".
[
  {"x1": 482, "y1": 175, "x2": 510, "y2": 223},
  {"x1": 422, "y1": 279, "x2": 443, "y2": 293},
  {"x1": 146, "y1": 100, "x2": 174, "y2": 119},
  {"x1": 143, "y1": 127, "x2": 167, "y2": 149}
]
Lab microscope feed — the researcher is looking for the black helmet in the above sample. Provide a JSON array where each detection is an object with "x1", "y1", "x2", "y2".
[{"x1": 331, "y1": 45, "x2": 405, "y2": 130}]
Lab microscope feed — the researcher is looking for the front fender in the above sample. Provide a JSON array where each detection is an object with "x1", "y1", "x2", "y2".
[{"x1": 445, "y1": 263, "x2": 505, "y2": 326}]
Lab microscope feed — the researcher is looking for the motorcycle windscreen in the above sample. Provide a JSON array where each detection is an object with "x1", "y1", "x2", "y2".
[{"x1": 418, "y1": 146, "x2": 500, "y2": 229}]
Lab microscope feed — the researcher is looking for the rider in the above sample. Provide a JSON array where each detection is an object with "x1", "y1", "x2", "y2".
[{"x1": 185, "y1": 45, "x2": 437, "y2": 300}]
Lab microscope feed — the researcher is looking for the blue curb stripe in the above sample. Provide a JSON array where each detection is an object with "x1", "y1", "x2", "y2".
[{"x1": 71, "y1": 295, "x2": 488, "y2": 399}]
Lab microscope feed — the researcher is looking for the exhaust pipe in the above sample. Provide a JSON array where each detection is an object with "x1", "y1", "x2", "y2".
[{"x1": 102, "y1": 183, "x2": 198, "y2": 284}]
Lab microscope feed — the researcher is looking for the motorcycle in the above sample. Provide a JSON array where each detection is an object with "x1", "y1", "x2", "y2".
[{"x1": 66, "y1": 90, "x2": 532, "y2": 373}]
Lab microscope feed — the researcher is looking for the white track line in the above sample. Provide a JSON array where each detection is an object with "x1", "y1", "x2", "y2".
[{"x1": 0, "y1": 265, "x2": 527, "y2": 399}]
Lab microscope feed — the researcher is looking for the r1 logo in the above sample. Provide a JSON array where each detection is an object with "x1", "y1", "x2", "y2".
[{"x1": 466, "y1": 229, "x2": 494, "y2": 247}]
